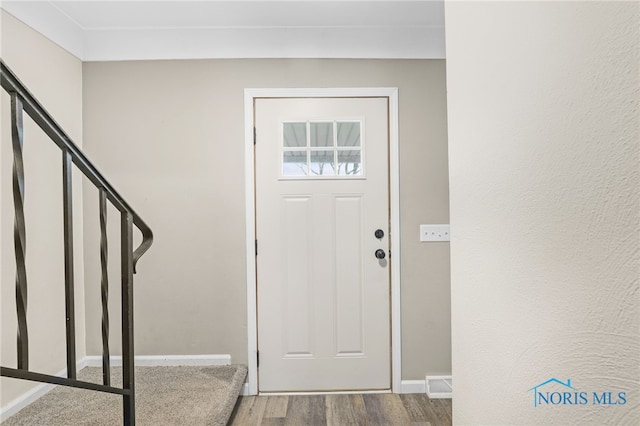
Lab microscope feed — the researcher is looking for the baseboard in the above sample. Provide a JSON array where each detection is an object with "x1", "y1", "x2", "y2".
[
  {"x1": 242, "y1": 381, "x2": 426, "y2": 396},
  {"x1": 1, "y1": 358, "x2": 88, "y2": 422},
  {"x1": 243, "y1": 380, "x2": 429, "y2": 395},
  {"x1": 240, "y1": 383, "x2": 250, "y2": 396},
  {"x1": 244, "y1": 383, "x2": 415, "y2": 396},
  {"x1": 426, "y1": 375, "x2": 452, "y2": 399},
  {"x1": 83, "y1": 354, "x2": 232, "y2": 367},
  {"x1": 1, "y1": 355, "x2": 230, "y2": 421},
  {"x1": 400, "y1": 379, "x2": 426, "y2": 394}
]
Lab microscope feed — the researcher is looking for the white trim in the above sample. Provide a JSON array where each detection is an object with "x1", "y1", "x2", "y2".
[
  {"x1": 399, "y1": 377, "x2": 454, "y2": 395},
  {"x1": 259, "y1": 389, "x2": 391, "y2": 396},
  {"x1": 1, "y1": 1, "x2": 85, "y2": 59},
  {"x1": 83, "y1": 354, "x2": 231, "y2": 367},
  {"x1": 240, "y1": 383, "x2": 250, "y2": 396},
  {"x1": 426, "y1": 375, "x2": 453, "y2": 399},
  {"x1": 82, "y1": 27, "x2": 445, "y2": 61},
  {"x1": 244, "y1": 87, "x2": 401, "y2": 396},
  {"x1": 1, "y1": 2, "x2": 445, "y2": 61},
  {"x1": 0, "y1": 358, "x2": 88, "y2": 421},
  {"x1": 244, "y1": 89, "x2": 259, "y2": 396},
  {"x1": 388, "y1": 88, "x2": 402, "y2": 394},
  {"x1": 400, "y1": 380, "x2": 426, "y2": 394}
]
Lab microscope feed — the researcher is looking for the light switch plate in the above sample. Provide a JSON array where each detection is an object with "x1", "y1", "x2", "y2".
[{"x1": 420, "y1": 224, "x2": 450, "y2": 242}]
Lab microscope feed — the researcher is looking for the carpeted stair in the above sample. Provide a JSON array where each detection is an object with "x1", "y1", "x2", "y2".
[{"x1": 2, "y1": 364, "x2": 247, "y2": 425}]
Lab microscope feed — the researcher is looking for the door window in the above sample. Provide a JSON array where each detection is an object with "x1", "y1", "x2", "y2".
[{"x1": 282, "y1": 120, "x2": 363, "y2": 178}]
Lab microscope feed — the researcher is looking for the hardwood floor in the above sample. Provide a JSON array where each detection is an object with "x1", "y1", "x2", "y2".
[{"x1": 229, "y1": 393, "x2": 452, "y2": 426}]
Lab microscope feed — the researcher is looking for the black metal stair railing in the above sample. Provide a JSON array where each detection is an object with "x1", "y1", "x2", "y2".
[{"x1": 0, "y1": 60, "x2": 153, "y2": 426}]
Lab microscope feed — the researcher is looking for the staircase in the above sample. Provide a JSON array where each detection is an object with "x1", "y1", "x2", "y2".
[
  {"x1": 1, "y1": 60, "x2": 153, "y2": 425},
  {"x1": 2, "y1": 365, "x2": 247, "y2": 425}
]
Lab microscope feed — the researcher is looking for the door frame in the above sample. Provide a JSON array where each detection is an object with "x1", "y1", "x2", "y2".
[{"x1": 244, "y1": 88, "x2": 400, "y2": 395}]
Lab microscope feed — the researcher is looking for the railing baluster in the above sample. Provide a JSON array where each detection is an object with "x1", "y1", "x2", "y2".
[
  {"x1": 62, "y1": 150, "x2": 77, "y2": 379},
  {"x1": 2, "y1": 61, "x2": 152, "y2": 424},
  {"x1": 121, "y1": 212, "x2": 135, "y2": 425},
  {"x1": 100, "y1": 189, "x2": 111, "y2": 386},
  {"x1": 11, "y1": 92, "x2": 28, "y2": 370}
]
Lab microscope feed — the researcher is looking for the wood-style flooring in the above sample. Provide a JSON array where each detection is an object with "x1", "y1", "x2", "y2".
[{"x1": 229, "y1": 393, "x2": 452, "y2": 426}]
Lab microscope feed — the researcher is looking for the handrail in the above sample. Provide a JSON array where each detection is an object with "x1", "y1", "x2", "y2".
[
  {"x1": 0, "y1": 60, "x2": 153, "y2": 271},
  {"x1": 1, "y1": 59, "x2": 152, "y2": 425}
]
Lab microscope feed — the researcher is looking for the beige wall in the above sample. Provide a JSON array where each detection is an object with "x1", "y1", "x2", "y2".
[
  {"x1": 1, "y1": 11, "x2": 85, "y2": 409},
  {"x1": 82, "y1": 59, "x2": 451, "y2": 379},
  {"x1": 446, "y1": 2, "x2": 639, "y2": 424}
]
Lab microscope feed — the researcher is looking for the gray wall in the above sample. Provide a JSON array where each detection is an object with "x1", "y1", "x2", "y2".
[
  {"x1": 1, "y1": 11, "x2": 85, "y2": 408},
  {"x1": 82, "y1": 59, "x2": 451, "y2": 379},
  {"x1": 446, "y1": 1, "x2": 639, "y2": 424}
]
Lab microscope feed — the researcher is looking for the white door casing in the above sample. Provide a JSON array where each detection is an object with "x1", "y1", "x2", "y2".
[
  {"x1": 244, "y1": 88, "x2": 400, "y2": 395},
  {"x1": 256, "y1": 97, "x2": 389, "y2": 392}
]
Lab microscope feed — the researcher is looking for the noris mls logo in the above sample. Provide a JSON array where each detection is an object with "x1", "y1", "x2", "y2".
[{"x1": 527, "y1": 378, "x2": 627, "y2": 408}]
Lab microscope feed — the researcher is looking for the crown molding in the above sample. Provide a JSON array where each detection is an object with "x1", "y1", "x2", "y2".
[
  {"x1": 2, "y1": 1, "x2": 85, "y2": 59},
  {"x1": 1, "y1": 2, "x2": 445, "y2": 61},
  {"x1": 83, "y1": 26, "x2": 444, "y2": 61}
]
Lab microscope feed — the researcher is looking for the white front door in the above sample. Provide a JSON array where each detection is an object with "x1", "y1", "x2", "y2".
[{"x1": 255, "y1": 97, "x2": 390, "y2": 392}]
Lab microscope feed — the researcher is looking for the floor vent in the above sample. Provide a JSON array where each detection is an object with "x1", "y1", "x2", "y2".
[{"x1": 426, "y1": 375, "x2": 452, "y2": 399}]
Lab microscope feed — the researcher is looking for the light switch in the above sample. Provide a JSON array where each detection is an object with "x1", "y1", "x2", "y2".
[{"x1": 420, "y1": 224, "x2": 450, "y2": 242}]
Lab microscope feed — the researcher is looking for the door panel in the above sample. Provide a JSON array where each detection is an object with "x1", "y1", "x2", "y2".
[
  {"x1": 281, "y1": 195, "x2": 313, "y2": 357},
  {"x1": 255, "y1": 97, "x2": 390, "y2": 392},
  {"x1": 334, "y1": 195, "x2": 365, "y2": 356}
]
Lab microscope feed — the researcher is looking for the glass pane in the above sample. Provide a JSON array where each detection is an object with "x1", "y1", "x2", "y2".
[
  {"x1": 337, "y1": 122, "x2": 361, "y2": 147},
  {"x1": 337, "y1": 150, "x2": 362, "y2": 176},
  {"x1": 283, "y1": 150, "x2": 308, "y2": 176},
  {"x1": 311, "y1": 122, "x2": 334, "y2": 147},
  {"x1": 310, "y1": 150, "x2": 335, "y2": 176},
  {"x1": 283, "y1": 123, "x2": 307, "y2": 148}
]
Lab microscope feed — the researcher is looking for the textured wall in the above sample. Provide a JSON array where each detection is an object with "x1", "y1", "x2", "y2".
[
  {"x1": 446, "y1": 2, "x2": 639, "y2": 424},
  {"x1": 1, "y1": 11, "x2": 85, "y2": 408},
  {"x1": 81, "y1": 59, "x2": 451, "y2": 380}
]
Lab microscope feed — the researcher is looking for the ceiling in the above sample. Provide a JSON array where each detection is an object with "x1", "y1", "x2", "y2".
[{"x1": 1, "y1": 1, "x2": 445, "y2": 61}]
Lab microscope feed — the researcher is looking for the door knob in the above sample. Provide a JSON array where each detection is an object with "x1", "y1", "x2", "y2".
[
  {"x1": 375, "y1": 229, "x2": 384, "y2": 239},
  {"x1": 375, "y1": 249, "x2": 386, "y2": 259}
]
